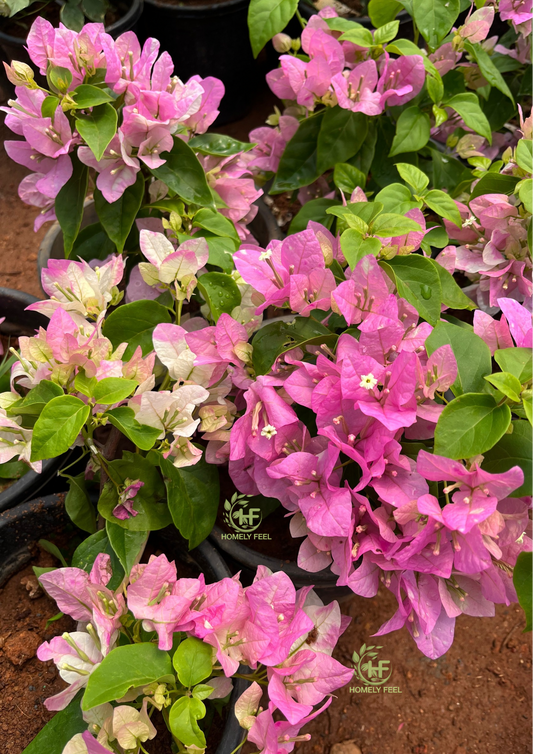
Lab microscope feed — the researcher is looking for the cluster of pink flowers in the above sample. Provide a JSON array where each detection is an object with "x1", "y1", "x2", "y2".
[
  {"x1": 38, "y1": 553, "x2": 352, "y2": 751},
  {"x1": 1, "y1": 19, "x2": 260, "y2": 239},
  {"x1": 222, "y1": 224, "x2": 532, "y2": 658},
  {"x1": 438, "y1": 192, "x2": 532, "y2": 310}
]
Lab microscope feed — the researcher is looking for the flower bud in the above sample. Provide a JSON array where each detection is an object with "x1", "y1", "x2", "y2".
[
  {"x1": 272, "y1": 33, "x2": 292, "y2": 53},
  {"x1": 3, "y1": 60, "x2": 36, "y2": 88}
]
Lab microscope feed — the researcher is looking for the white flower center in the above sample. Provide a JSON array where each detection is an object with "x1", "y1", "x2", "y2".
[
  {"x1": 261, "y1": 424, "x2": 277, "y2": 438},
  {"x1": 259, "y1": 249, "x2": 273, "y2": 261},
  {"x1": 359, "y1": 373, "x2": 378, "y2": 390}
]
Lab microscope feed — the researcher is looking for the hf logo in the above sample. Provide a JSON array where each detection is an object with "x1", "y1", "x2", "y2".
[
  {"x1": 349, "y1": 644, "x2": 402, "y2": 695},
  {"x1": 221, "y1": 493, "x2": 271, "y2": 540}
]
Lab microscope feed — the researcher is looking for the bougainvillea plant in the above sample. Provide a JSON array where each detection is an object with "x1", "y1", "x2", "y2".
[{"x1": 31, "y1": 554, "x2": 352, "y2": 752}]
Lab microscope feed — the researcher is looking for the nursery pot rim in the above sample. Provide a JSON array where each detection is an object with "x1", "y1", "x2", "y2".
[
  {"x1": 298, "y1": 0, "x2": 411, "y2": 26},
  {"x1": 143, "y1": 0, "x2": 248, "y2": 15},
  {"x1": 0, "y1": 0, "x2": 143, "y2": 46}
]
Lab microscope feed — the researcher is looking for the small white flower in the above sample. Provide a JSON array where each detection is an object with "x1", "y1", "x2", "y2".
[
  {"x1": 359, "y1": 373, "x2": 378, "y2": 390},
  {"x1": 261, "y1": 424, "x2": 277, "y2": 439},
  {"x1": 462, "y1": 216, "x2": 476, "y2": 228},
  {"x1": 259, "y1": 249, "x2": 273, "y2": 261}
]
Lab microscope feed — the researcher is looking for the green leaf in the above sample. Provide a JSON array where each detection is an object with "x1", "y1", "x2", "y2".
[
  {"x1": 204, "y1": 236, "x2": 236, "y2": 273},
  {"x1": 74, "y1": 370, "x2": 97, "y2": 398},
  {"x1": 81, "y1": 0, "x2": 107, "y2": 22},
  {"x1": 193, "y1": 208, "x2": 239, "y2": 242},
  {"x1": 513, "y1": 552, "x2": 532, "y2": 631},
  {"x1": 71, "y1": 529, "x2": 124, "y2": 591},
  {"x1": 383, "y1": 256, "x2": 442, "y2": 325},
  {"x1": 430, "y1": 147, "x2": 472, "y2": 195},
  {"x1": 247, "y1": 0, "x2": 298, "y2": 57},
  {"x1": 288, "y1": 198, "x2": 338, "y2": 234},
  {"x1": 375, "y1": 183, "x2": 417, "y2": 214},
  {"x1": 102, "y1": 300, "x2": 171, "y2": 360},
  {"x1": 106, "y1": 521, "x2": 148, "y2": 575},
  {"x1": 94, "y1": 171, "x2": 144, "y2": 253},
  {"x1": 484, "y1": 372, "x2": 522, "y2": 403},
  {"x1": 75, "y1": 103, "x2": 117, "y2": 162},
  {"x1": 64, "y1": 473, "x2": 96, "y2": 534},
  {"x1": 271, "y1": 112, "x2": 324, "y2": 193},
  {"x1": 55, "y1": 154, "x2": 88, "y2": 257},
  {"x1": 7, "y1": 380, "x2": 63, "y2": 417},
  {"x1": 444, "y1": 93, "x2": 492, "y2": 143},
  {"x1": 252, "y1": 317, "x2": 336, "y2": 376},
  {"x1": 518, "y1": 178, "x2": 532, "y2": 213},
  {"x1": 173, "y1": 637, "x2": 213, "y2": 687},
  {"x1": 434, "y1": 393, "x2": 511, "y2": 459},
  {"x1": 494, "y1": 348, "x2": 532, "y2": 384},
  {"x1": 469, "y1": 171, "x2": 520, "y2": 201},
  {"x1": 373, "y1": 20, "x2": 400, "y2": 44},
  {"x1": 60, "y1": 1, "x2": 84, "y2": 29},
  {"x1": 483, "y1": 421, "x2": 532, "y2": 497},
  {"x1": 71, "y1": 222, "x2": 116, "y2": 262},
  {"x1": 317, "y1": 108, "x2": 368, "y2": 174},
  {"x1": 413, "y1": 0, "x2": 460, "y2": 49},
  {"x1": 48, "y1": 66, "x2": 73, "y2": 93},
  {"x1": 426, "y1": 321, "x2": 492, "y2": 395},
  {"x1": 150, "y1": 136, "x2": 215, "y2": 208},
  {"x1": 105, "y1": 406, "x2": 161, "y2": 451},
  {"x1": 368, "y1": 0, "x2": 403, "y2": 26},
  {"x1": 83, "y1": 643, "x2": 173, "y2": 710},
  {"x1": 424, "y1": 189, "x2": 462, "y2": 227},
  {"x1": 41, "y1": 95, "x2": 60, "y2": 118},
  {"x1": 339, "y1": 27, "x2": 374, "y2": 47},
  {"x1": 197, "y1": 272, "x2": 241, "y2": 322},
  {"x1": 31, "y1": 396, "x2": 90, "y2": 462},
  {"x1": 192, "y1": 684, "x2": 214, "y2": 700},
  {"x1": 389, "y1": 107, "x2": 430, "y2": 156},
  {"x1": 93, "y1": 377, "x2": 138, "y2": 405},
  {"x1": 169, "y1": 697, "x2": 206, "y2": 749},
  {"x1": 396, "y1": 163, "x2": 429, "y2": 194},
  {"x1": 0, "y1": 460, "x2": 27, "y2": 479},
  {"x1": 99, "y1": 452, "x2": 170, "y2": 531},
  {"x1": 188, "y1": 133, "x2": 255, "y2": 156},
  {"x1": 38, "y1": 538, "x2": 68, "y2": 567},
  {"x1": 71, "y1": 84, "x2": 114, "y2": 109},
  {"x1": 427, "y1": 258, "x2": 476, "y2": 311},
  {"x1": 371, "y1": 212, "x2": 422, "y2": 237},
  {"x1": 464, "y1": 41, "x2": 514, "y2": 103},
  {"x1": 516, "y1": 139, "x2": 532, "y2": 174},
  {"x1": 420, "y1": 225, "x2": 449, "y2": 252},
  {"x1": 22, "y1": 693, "x2": 85, "y2": 754},
  {"x1": 524, "y1": 397, "x2": 533, "y2": 426},
  {"x1": 341, "y1": 230, "x2": 381, "y2": 269},
  {"x1": 161, "y1": 454, "x2": 219, "y2": 549},
  {"x1": 333, "y1": 163, "x2": 366, "y2": 195}
]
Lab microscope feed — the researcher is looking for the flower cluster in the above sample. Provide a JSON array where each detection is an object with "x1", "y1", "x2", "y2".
[
  {"x1": 226, "y1": 223, "x2": 532, "y2": 657},
  {"x1": 37, "y1": 553, "x2": 352, "y2": 753}
]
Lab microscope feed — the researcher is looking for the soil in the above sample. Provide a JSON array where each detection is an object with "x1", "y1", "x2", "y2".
[
  {"x1": 264, "y1": 192, "x2": 303, "y2": 235},
  {"x1": 0, "y1": 0, "x2": 132, "y2": 40},
  {"x1": 0, "y1": 542, "x2": 76, "y2": 754}
]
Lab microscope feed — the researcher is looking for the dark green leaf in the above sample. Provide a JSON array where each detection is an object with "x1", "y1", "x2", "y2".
[
  {"x1": 81, "y1": 0, "x2": 107, "y2": 22},
  {"x1": 102, "y1": 300, "x2": 172, "y2": 360},
  {"x1": 151, "y1": 138, "x2": 214, "y2": 208},
  {"x1": 427, "y1": 258, "x2": 476, "y2": 311},
  {"x1": 71, "y1": 84, "x2": 114, "y2": 109},
  {"x1": 513, "y1": 552, "x2": 532, "y2": 631},
  {"x1": 465, "y1": 41, "x2": 514, "y2": 103},
  {"x1": 64, "y1": 473, "x2": 96, "y2": 533},
  {"x1": 56, "y1": 154, "x2": 88, "y2": 257},
  {"x1": 389, "y1": 107, "x2": 430, "y2": 156},
  {"x1": 317, "y1": 108, "x2": 368, "y2": 174},
  {"x1": 105, "y1": 406, "x2": 161, "y2": 451},
  {"x1": 444, "y1": 93, "x2": 492, "y2": 143},
  {"x1": 197, "y1": 272, "x2": 241, "y2": 322},
  {"x1": 22, "y1": 693, "x2": 85, "y2": 754},
  {"x1": 383, "y1": 256, "x2": 442, "y2": 325},
  {"x1": 189, "y1": 133, "x2": 256, "y2": 156},
  {"x1": 75, "y1": 103, "x2": 117, "y2": 162},
  {"x1": 94, "y1": 171, "x2": 144, "y2": 253},
  {"x1": 271, "y1": 112, "x2": 324, "y2": 193},
  {"x1": 333, "y1": 163, "x2": 366, "y2": 195},
  {"x1": 288, "y1": 198, "x2": 339, "y2": 234},
  {"x1": 483, "y1": 421, "x2": 532, "y2": 497},
  {"x1": 106, "y1": 521, "x2": 148, "y2": 575},
  {"x1": 71, "y1": 222, "x2": 116, "y2": 262},
  {"x1": 71, "y1": 529, "x2": 125, "y2": 590},
  {"x1": 252, "y1": 317, "x2": 337, "y2": 375}
]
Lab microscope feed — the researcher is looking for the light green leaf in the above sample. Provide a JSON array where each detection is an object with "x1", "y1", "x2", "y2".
[
  {"x1": 396, "y1": 163, "x2": 429, "y2": 193},
  {"x1": 434, "y1": 392, "x2": 511, "y2": 459},
  {"x1": 413, "y1": 0, "x2": 460, "y2": 49},
  {"x1": 339, "y1": 27, "x2": 374, "y2": 47},
  {"x1": 83, "y1": 644, "x2": 173, "y2": 710},
  {"x1": 74, "y1": 370, "x2": 97, "y2": 398},
  {"x1": 288, "y1": 198, "x2": 339, "y2": 234},
  {"x1": 518, "y1": 178, "x2": 532, "y2": 213},
  {"x1": 374, "y1": 20, "x2": 400, "y2": 45},
  {"x1": 389, "y1": 107, "x2": 430, "y2": 156},
  {"x1": 424, "y1": 189, "x2": 462, "y2": 227},
  {"x1": 494, "y1": 348, "x2": 532, "y2": 384},
  {"x1": 247, "y1": 0, "x2": 298, "y2": 58},
  {"x1": 368, "y1": 0, "x2": 403, "y2": 26},
  {"x1": 341, "y1": 230, "x2": 381, "y2": 269},
  {"x1": 173, "y1": 637, "x2": 213, "y2": 687},
  {"x1": 193, "y1": 208, "x2": 239, "y2": 242},
  {"x1": 375, "y1": 183, "x2": 417, "y2": 214},
  {"x1": 516, "y1": 139, "x2": 532, "y2": 174},
  {"x1": 93, "y1": 377, "x2": 138, "y2": 405},
  {"x1": 484, "y1": 372, "x2": 522, "y2": 403},
  {"x1": 333, "y1": 163, "x2": 366, "y2": 195},
  {"x1": 426, "y1": 321, "x2": 492, "y2": 395},
  {"x1": 169, "y1": 697, "x2": 206, "y2": 749},
  {"x1": 31, "y1": 396, "x2": 90, "y2": 462},
  {"x1": 513, "y1": 552, "x2": 532, "y2": 631},
  {"x1": 371, "y1": 212, "x2": 422, "y2": 237}
]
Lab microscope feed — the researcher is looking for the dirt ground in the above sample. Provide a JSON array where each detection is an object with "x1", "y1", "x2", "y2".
[{"x1": 1, "y1": 78, "x2": 532, "y2": 754}]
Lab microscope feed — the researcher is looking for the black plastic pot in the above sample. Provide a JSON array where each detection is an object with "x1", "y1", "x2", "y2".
[
  {"x1": 210, "y1": 523, "x2": 353, "y2": 604},
  {"x1": 38, "y1": 197, "x2": 283, "y2": 291},
  {"x1": 297, "y1": 0, "x2": 413, "y2": 33},
  {"x1": 0, "y1": 289, "x2": 69, "y2": 513},
  {"x1": 140, "y1": 0, "x2": 260, "y2": 125},
  {"x1": 0, "y1": 0, "x2": 143, "y2": 87},
  {"x1": 0, "y1": 493, "x2": 248, "y2": 752}
]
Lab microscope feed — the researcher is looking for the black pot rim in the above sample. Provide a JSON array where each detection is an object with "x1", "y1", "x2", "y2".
[
  {"x1": 0, "y1": 0, "x2": 143, "y2": 46},
  {"x1": 143, "y1": 0, "x2": 248, "y2": 15},
  {"x1": 298, "y1": 0, "x2": 411, "y2": 25}
]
